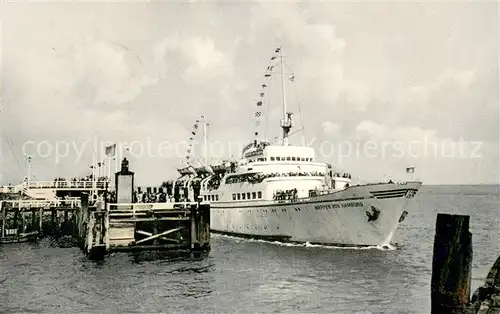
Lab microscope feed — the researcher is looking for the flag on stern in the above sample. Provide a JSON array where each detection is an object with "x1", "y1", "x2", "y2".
[
  {"x1": 406, "y1": 167, "x2": 415, "y2": 173},
  {"x1": 105, "y1": 144, "x2": 116, "y2": 157}
]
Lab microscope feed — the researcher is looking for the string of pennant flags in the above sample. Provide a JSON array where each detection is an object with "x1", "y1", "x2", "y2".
[
  {"x1": 184, "y1": 115, "x2": 205, "y2": 164},
  {"x1": 253, "y1": 47, "x2": 295, "y2": 141}
]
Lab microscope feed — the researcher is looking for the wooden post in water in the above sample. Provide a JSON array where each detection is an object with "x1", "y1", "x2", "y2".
[
  {"x1": 431, "y1": 213, "x2": 473, "y2": 314},
  {"x1": 51, "y1": 209, "x2": 56, "y2": 229},
  {"x1": 200, "y1": 202, "x2": 210, "y2": 250},
  {"x1": 21, "y1": 206, "x2": 25, "y2": 233},
  {"x1": 31, "y1": 208, "x2": 36, "y2": 232},
  {"x1": 64, "y1": 210, "x2": 69, "y2": 235},
  {"x1": 39, "y1": 207, "x2": 43, "y2": 233},
  {"x1": 1, "y1": 202, "x2": 5, "y2": 238},
  {"x1": 189, "y1": 203, "x2": 197, "y2": 254},
  {"x1": 13, "y1": 207, "x2": 19, "y2": 234}
]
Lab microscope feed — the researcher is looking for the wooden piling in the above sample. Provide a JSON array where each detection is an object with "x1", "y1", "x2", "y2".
[
  {"x1": 1, "y1": 202, "x2": 5, "y2": 238},
  {"x1": 431, "y1": 213, "x2": 473, "y2": 314},
  {"x1": 189, "y1": 204, "x2": 197, "y2": 250},
  {"x1": 51, "y1": 209, "x2": 56, "y2": 234},
  {"x1": 21, "y1": 207, "x2": 25, "y2": 233},
  {"x1": 39, "y1": 207, "x2": 43, "y2": 233},
  {"x1": 63, "y1": 210, "x2": 69, "y2": 235},
  {"x1": 31, "y1": 209, "x2": 36, "y2": 232},
  {"x1": 13, "y1": 209, "x2": 19, "y2": 233}
]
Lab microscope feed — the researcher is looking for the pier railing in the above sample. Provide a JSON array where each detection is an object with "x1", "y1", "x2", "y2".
[
  {"x1": 0, "y1": 198, "x2": 82, "y2": 209},
  {"x1": 107, "y1": 202, "x2": 197, "y2": 220},
  {"x1": 27, "y1": 181, "x2": 108, "y2": 190},
  {"x1": 0, "y1": 185, "x2": 23, "y2": 194},
  {"x1": 108, "y1": 202, "x2": 195, "y2": 211}
]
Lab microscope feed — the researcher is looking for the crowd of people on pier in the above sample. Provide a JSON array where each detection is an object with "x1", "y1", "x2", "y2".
[
  {"x1": 134, "y1": 188, "x2": 177, "y2": 203},
  {"x1": 46, "y1": 176, "x2": 109, "y2": 189},
  {"x1": 61, "y1": 176, "x2": 109, "y2": 182},
  {"x1": 332, "y1": 173, "x2": 352, "y2": 179},
  {"x1": 104, "y1": 189, "x2": 175, "y2": 204}
]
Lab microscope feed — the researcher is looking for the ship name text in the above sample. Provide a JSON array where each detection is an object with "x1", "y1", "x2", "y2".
[{"x1": 314, "y1": 202, "x2": 363, "y2": 210}]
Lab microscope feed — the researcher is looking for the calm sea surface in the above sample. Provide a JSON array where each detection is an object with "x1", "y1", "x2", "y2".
[{"x1": 1, "y1": 185, "x2": 499, "y2": 314}]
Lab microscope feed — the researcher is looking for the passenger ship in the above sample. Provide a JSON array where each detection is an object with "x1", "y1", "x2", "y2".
[{"x1": 177, "y1": 47, "x2": 422, "y2": 247}]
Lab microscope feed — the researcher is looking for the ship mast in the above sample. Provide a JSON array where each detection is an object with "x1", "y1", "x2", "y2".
[{"x1": 279, "y1": 47, "x2": 292, "y2": 146}]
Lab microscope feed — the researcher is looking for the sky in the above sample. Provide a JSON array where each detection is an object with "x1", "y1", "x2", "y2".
[{"x1": 0, "y1": 1, "x2": 498, "y2": 186}]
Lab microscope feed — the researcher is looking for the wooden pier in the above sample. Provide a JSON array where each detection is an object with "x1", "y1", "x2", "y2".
[
  {"x1": 0, "y1": 198, "x2": 81, "y2": 244},
  {"x1": 76, "y1": 194, "x2": 210, "y2": 259},
  {"x1": 431, "y1": 213, "x2": 500, "y2": 314},
  {"x1": 0, "y1": 194, "x2": 211, "y2": 260},
  {"x1": 0, "y1": 158, "x2": 211, "y2": 260}
]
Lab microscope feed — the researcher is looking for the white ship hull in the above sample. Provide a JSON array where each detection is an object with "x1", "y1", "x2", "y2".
[{"x1": 210, "y1": 182, "x2": 421, "y2": 247}]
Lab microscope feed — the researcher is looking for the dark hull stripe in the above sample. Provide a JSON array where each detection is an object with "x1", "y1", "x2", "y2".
[
  {"x1": 371, "y1": 188, "x2": 419, "y2": 199},
  {"x1": 370, "y1": 188, "x2": 409, "y2": 195},
  {"x1": 371, "y1": 188, "x2": 419, "y2": 196},
  {"x1": 376, "y1": 194, "x2": 407, "y2": 199},
  {"x1": 212, "y1": 230, "x2": 375, "y2": 248},
  {"x1": 372, "y1": 190, "x2": 407, "y2": 195}
]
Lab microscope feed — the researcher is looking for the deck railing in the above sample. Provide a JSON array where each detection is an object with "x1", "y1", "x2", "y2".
[{"x1": 0, "y1": 198, "x2": 82, "y2": 209}]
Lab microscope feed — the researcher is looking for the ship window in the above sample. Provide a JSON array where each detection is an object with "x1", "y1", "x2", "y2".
[
  {"x1": 292, "y1": 157, "x2": 296, "y2": 161},
  {"x1": 281, "y1": 157, "x2": 285, "y2": 161},
  {"x1": 311, "y1": 158, "x2": 314, "y2": 161},
  {"x1": 301, "y1": 157, "x2": 305, "y2": 161},
  {"x1": 237, "y1": 194, "x2": 241, "y2": 200},
  {"x1": 286, "y1": 157, "x2": 291, "y2": 161},
  {"x1": 252, "y1": 192, "x2": 256, "y2": 199},
  {"x1": 270, "y1": 157, "x2": 275, "y2": 161},
  {"x1": 216, "y1": 195, "x2": 219, "y2": 201},
  {"x1": 258, "y1": 191, "x2": 262, "y2": 198},
  {"x1": 232, "y1": 194, "x2": 236, "y2": 200},
  {"x1": 242, "y1": 193, "x2": 246, "y2": 200},
  {"x1": 276, "y1": 157, "x2": 280, "y2": 161},
  {"x1": 247, "y1": 192, "x2": 251, "y2": 199}
]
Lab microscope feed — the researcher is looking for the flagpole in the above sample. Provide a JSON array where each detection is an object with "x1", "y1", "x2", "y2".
[
  {"x1": 108, "y1": 156, "x2": 111, "y2": 181},
  {"x1": 27, "y1": 156, "x2": 31, "y2": 186},
  {"x1": 115, "y1": 145, "x2": 120, "y2": 173},
  {"x1": 91, "y1": 147, "x2": 96, "y2": 198}
]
